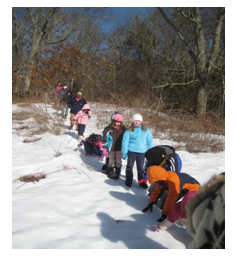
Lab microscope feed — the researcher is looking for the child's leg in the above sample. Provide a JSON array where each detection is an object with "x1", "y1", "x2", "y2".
[
  {"x1": 70, "y1": 113, "x2": 75, "y2": 127},
  {"x1": 114, "y1": 151, "x2": 122, "y2": 179},
  {"x1": 107, "y1": 151, "x2": 116, "y2": 178},
  {"x1": 84, "y1": 142, "x2": 91, "y2": 154},
  {"x1": 65, "y1": 107, "x2": 69, "y2": 118},
  {"x1": 108, "y1": 151, "x2": 116, "y2": 167},
  {"x1": 136, "y1": 153, "x2": 145, "y2": 182},
  {"x1": 90, "y1": 146, "x2": 100, "y2": 156},
  {"x1": 78, "y1": 124, "x2": 85, "y2": 137},
  {"x1": 125, "y1": 151, "x2": 136, "y2": 185},
  {"x1": 115, "y1": 151, "x2": 122, "y2": 168}
]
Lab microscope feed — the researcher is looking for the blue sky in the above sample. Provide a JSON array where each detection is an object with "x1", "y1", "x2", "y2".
[{"x1": 101, "y1": 7, "x2": 155, "y2": 33}]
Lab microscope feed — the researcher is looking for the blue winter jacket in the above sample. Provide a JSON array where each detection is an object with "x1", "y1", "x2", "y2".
[
  {"x1": 69, "y1": 97, "x2": 87, "y2": 114},
  {"x1": 122, "y1": 125, "x2": 153, "y2": 154}
]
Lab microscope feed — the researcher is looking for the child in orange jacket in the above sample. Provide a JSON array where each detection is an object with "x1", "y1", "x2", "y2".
[{"x1": 142, "y1": 147, "x2": 200, "y2": 222}]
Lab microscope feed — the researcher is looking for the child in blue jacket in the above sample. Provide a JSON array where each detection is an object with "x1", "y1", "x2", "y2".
[{"x1": 122, "y1": 114, "x2": 153, "y2": 188}]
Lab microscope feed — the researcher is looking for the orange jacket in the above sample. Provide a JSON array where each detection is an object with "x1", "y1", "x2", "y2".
[{"x1": 147, "y1": 166, "x2": 200, "y2": 215}]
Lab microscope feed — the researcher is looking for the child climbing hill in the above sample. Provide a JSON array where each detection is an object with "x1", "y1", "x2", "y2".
[{"x1": 73, "y1": 104, "x2": 92, "y2": 140}]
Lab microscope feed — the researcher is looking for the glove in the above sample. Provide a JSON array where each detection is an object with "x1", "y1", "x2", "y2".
[
  {"x1": 138, "y1": 178, "x2": 147, "y2": 185},
  {"x1": 151, "y1": 225, "x2": 163, "y2": 232},
  {"x1": 122, "y1": 154, "x2": 128, "y2": 160},
  {"x1": 157, "y1": 214, "x2": 167, "y2": 222},
  {"x1": 103, "y1": 147, "x2": 109, "y2": 158},
  {"x1": 142, "y1": 202, "x2": 154, "y2": 213},
  {"x1": 78, "y1": 141, "x2": 84, "y2": 148},
  {"x1": 73, "y1": 119, "x2": 76, "y2": 124},
  {"x1": 99, "y1": 155, "x2": 104, "y2": 161}
]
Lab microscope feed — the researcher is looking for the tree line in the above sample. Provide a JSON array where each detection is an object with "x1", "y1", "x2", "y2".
[{"x1": 12, "y1": 7, "x2": 225, "y2": 118}]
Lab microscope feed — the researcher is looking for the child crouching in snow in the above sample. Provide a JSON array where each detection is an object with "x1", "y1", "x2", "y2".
[
  {"x1": 73, "y1": 104, "x2": 92, "y2": 140},
  {"x1": 78, "y1": 133, "x2": 104, "y2": 161},
  {"x1": 151, "y1": 191, "x2": 197, "y2": 232}
]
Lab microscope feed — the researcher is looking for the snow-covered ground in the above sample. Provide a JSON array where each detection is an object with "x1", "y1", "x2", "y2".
[{"x1": 12, "y1": 102, "x2": 225, "y2": 249}]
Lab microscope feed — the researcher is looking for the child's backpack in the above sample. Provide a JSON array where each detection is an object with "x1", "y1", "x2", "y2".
[{"x1": 145, "y1": 145, "x2": 182, "y2": 173}]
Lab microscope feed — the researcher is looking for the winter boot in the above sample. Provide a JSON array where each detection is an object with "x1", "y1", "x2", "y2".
[
  {"x1": 139, "y1": 182, "x2": 148, "y2": 189},
  {"x1": 107, "y1": 166, "x2": 115, "y2": 179},
  {"x1": 114, "y1": 166, "x2": 121, "y2": 179},
  {"x1": 102, "y1": 157, "x2": 109, "y2": 172}
]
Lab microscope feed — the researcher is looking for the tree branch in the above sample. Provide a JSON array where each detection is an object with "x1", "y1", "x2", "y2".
[
  {"x1": 153, "y1": 80, "x2": 198, "y2": 89},
  {"x1": 157, "y1": 7, "x2": 197, "y2": 63}
]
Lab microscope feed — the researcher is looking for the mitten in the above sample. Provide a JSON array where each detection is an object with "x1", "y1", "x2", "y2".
[
  {"x1": 103, "y1": 147, "x2": 109, "y2": 158},
  {"x1": 151, "y1": 225, "x2": 163, "y2": 232},
  {"x1": 73, "y1": 119, "x2": 76, "y2": 124},
  {"x1": 99, "y1": 155, "x2": 104, "y2": 161},
  {"x1": 157, "y1": 214, "x2": 167, "y2": 222},
  {"x1": 122, "y1": 154, "x2": 128, "y2": 160},
  {"x1": 142, "y1": 202, "x2": 155, "y2": 213},
  {"x1": 138, "y1": 178, "x2": 147, "y2": 185},
  {"x1": 78, "y1": 141, "x2": 84, "y2": 148}
]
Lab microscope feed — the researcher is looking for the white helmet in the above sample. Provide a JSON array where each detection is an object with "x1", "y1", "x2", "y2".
[{"x1": 132, "y1": 114, "x2": 143, "y2": 122}]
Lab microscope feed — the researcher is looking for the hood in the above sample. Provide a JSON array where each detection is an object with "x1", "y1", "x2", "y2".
[
  {"x1": 82, "y1": 104, "x2": 90, "y2": 110},
  {"x1": 146, "y1": 165, "x2": 170, "y2": 184}
]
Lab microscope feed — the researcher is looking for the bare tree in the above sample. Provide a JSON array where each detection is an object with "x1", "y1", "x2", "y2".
[
  {"x1": 157, "y1": 7, "x2": 225, "y2": 117},
  {"x1": 12, "y1": 7, "x2": 104, "y2": 92}
]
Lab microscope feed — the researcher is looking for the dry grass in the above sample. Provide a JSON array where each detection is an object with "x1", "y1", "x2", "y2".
[
  {"x1": 143, "y1": 109, "x2": 225, "y2": 153},
  {"x1": 13, "y1": 94, "x2": 225, "y2": 153},
  {"x1": 18, "y1": 172, "x2": 46, "y2": 183},
  {"x1": 23, "y1": 137, "x2": 42, "y2": 143},
  {"x1": 91, "y1": 103, "x2": 225, "y2": 153},
  {"x1": 12, "y1": 96, "x2": 66, "y2": 137},
  {"x1": 13, "y1": 165, "x2": 91, "y2": 189}
]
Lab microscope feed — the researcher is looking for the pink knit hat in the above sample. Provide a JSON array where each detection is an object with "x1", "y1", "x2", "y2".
[{"x1": 113, "y1": 113, "x2": 123, "y2": 122}]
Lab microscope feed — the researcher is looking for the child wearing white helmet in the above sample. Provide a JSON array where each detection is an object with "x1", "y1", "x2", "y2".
[{"x1": 122, "y1": 113, "x2": 153, "y2": 188}]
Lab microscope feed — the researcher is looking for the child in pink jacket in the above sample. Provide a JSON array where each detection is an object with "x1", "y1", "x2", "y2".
[
  {"x1": 78, "y1": 134, "x2": 104, "y2": 161},
  {"x1": 73, "y1": 104, "x2": 92, "y2": 140},
  {"x1": 151, "y1": 191, "x2": 197, "y2": 232}
]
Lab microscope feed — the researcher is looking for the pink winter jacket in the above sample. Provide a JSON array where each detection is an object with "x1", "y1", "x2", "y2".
[
  {"x1": 74, "y1": 104, "x2": 92, "y2": 125},
  {"x1": 85, "y1": 138, "x2": 103, "y2": 149}
]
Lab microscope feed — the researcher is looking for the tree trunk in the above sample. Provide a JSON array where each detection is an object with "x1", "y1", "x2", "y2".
[
  {"x1": 23, "y1": 74, "x2": 31, "y2": 92},
  {"x1": 196, "y1": 85, "x2": 207, "y2": 117},
  {"x1": 70, "y1": 78, "x2": 74, "y2": 91},
  {"x1": 157, "y1": 7, "x2": 225, "y2": 117}
]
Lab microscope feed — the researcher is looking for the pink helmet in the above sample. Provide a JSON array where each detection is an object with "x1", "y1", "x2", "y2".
[{"x1": 113, "y1": 113, "x2": 123, "y2": 122}]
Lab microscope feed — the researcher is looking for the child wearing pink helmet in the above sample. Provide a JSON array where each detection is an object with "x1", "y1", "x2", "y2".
[{"x1": 102, "y1": 112, "x2": 126, "y2": 179}]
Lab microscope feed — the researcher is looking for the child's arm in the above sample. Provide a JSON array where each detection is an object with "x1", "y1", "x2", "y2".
[
  {"x1": 74, "y1": 111, "x2": 81, "y2": 121},
  {"x1": 146, "y1": 129, "x2": 153, "y2": 149}
]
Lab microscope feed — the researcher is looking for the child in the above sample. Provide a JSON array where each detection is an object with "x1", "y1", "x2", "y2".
[
  {"x1": 122, "y1": 114, "x2": 153, "y2": 188},
  {"x1": 142, "y1": 160, "x2": 200, "y2": 222},
  {"x1": 78, "y1": 133, "x2": 104, "y2": 160},
  {"x1": 73, "y1": 103, "x2": 92, "y2": 140},
  {"x1": 101, "y1": 112, "x2": 122, "y2": 171},
  {"x1": 144, "y1": 146, "x2": 183, "y2": 201},
  {"x1": 151, "y1": 191, "x2": 197, "y2": 232},
  {"x1": 102, "y1": 113, "x2": 126, "y2": 179}
]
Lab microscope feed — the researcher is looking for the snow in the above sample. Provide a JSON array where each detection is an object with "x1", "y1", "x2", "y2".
[{"x1": 11, "y1": 102, "x2": 225, "y2": 250}]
